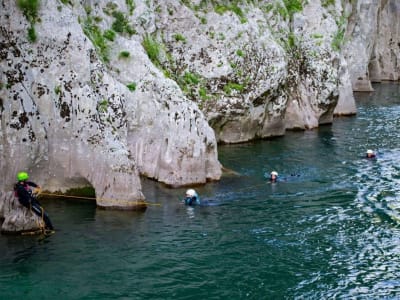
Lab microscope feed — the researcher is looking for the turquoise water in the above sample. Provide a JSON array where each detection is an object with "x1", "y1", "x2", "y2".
[{"x1": 1, "y1": 83, "x2": 400, "y2": 299}]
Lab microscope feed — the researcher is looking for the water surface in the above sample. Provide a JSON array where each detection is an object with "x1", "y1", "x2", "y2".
[{"x1": 1, "y1": 83, "x2": 400, "y2": 299}]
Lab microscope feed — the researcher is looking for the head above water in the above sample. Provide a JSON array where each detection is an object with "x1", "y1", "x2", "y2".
[
  {"x1": 366, "y1": 149, "x2": 375, "y2": 158},
  {"x1": 185, "y1": 189, "x2": 197, "y2": 198},
  {"x1": 270, "y1": 171, "x2": 278, "y2": 181},
  {"x1": 17, "y1": 171, "x2": 29, "y2": 182}
]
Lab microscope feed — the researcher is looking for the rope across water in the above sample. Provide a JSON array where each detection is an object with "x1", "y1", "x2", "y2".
[{"x1": 38, "y1": 192, "x2": 161, "y2": 207}]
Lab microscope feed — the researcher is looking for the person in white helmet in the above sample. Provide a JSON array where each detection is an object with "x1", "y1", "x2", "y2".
[
  {"x1": 366, "y1": 149, "x2": 376, "y2": 159},
  {"x1": 270, "y1": 171, "x2": 278, "y2": 182},
  {"x1": 183, "y1": 189, "x2": 200, "y2": 206}
]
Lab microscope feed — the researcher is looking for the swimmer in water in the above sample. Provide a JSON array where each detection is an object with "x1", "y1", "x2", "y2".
[
  {"x1": 270, "y1": 171, "x2": 278, "y2": 183},
  {"x1": 366, "y1": 149, "x2": 376, "y2": 159},
  {"x1": 183, "y1": 189, "x2": 201, "y2": 206}
]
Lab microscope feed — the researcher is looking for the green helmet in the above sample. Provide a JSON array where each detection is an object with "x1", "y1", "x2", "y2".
[{"x1": 17, "y1": 171, "x2": 29, "y2": 181}]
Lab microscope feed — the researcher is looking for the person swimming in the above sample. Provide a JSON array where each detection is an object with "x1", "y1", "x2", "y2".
[
  {"x1": 270, "y1": 171, "x2": 278, "y2": 183},
  {"x1": 183, "y1": 189, "x2": 201, "y2": 206},
  {"x1": 366, "y1": 149, "x2": 376, "y2": 158}
]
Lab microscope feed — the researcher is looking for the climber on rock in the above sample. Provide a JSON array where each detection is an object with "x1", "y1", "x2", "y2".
[{"x1": 14, "y1": 171, "x2": 54, "y2": 232}]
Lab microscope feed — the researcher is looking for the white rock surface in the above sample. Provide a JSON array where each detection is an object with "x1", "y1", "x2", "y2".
[{"x1": 0, "y1": 0, "x2": 399, "y2": 232}]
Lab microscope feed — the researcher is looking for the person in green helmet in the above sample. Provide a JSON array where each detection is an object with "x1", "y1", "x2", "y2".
[{"x1": 14, "y1": 171, "x2": 54, "y2": 231}]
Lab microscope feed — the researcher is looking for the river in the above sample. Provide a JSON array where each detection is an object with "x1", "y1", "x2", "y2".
[{"x1": 1, "y1": 83, "x2": 400, "y2": 299}]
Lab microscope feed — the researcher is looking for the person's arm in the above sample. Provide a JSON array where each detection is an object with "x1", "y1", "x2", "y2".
[
  {"x1": 26, "y1": 181, "x2": 39, "y2": 188},
  {"x1": 27, "y1": 181, "x2": 41, "y2": 195}
]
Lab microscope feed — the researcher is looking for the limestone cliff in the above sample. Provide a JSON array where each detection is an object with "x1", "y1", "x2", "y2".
[
  {"x1": 0, "y1": 0, "x2": 398, "y2": 230},
  {"x1": 343, "y1": 0, "x2": 400, "y2": 92}
]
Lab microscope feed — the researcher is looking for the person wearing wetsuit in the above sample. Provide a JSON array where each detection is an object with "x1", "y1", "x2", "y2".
[
  {"x1": 366, "y1": 149, "x2": 376, "y2": 159},
  {"x1": 270, "y1": 171, "x2": 279, "y2": 183},
  {"x1": 183, "y1": 189, "x2": 200, "y2": 206},
  {"x1": 14, "y1": 171, "x2": 54, "y2": 231}
]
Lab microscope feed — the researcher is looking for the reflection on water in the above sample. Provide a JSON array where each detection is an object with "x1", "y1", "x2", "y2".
[{"x1": 1, "y1": 83, "x2": 400, "y2": 299}]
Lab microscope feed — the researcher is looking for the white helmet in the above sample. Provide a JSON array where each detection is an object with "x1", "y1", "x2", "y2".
[
  {"x1": 367, "y1": 149, "x2": 374, "y2": 154},
  {"x1": 186, "y1": 189, "x2": 196, "y2": 197},
  {"x1": 271, "y1": 171, "x2": 278, "y2": 176}
]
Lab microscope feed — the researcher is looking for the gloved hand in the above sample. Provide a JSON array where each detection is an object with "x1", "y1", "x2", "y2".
[{"x1": 32, "y1": 187, "x2": 42, "y2": 195}]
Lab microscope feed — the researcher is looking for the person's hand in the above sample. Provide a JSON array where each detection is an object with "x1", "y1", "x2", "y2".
[{"x1": 33, "y1": 187, "x2": 42, "y2": 195}]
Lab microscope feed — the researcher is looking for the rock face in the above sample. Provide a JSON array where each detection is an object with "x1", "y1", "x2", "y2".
[
  {"x1": 0, "y1": 0, "x2": 222, "y2": 216},
  {"x1": 0, "y1": 192, "x2": 45, "y2": 234},
  {"x1": 343, "y1": 0, "x2": 400, "y2": 91},
  {"x1": 0, "y1": 0, "x2": 399, "y2": 231},
  {"x1": 153, "y1": 1, "x2": 345, "y2": 138}
]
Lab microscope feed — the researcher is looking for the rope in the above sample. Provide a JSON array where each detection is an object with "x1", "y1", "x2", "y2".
[{"x1": 37, "y1": 192, "x2": 161, "y2": 207}]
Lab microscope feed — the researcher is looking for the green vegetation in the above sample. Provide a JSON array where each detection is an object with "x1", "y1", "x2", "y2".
[
  {"x1": 182, "y1": 0, "x2": 256, "y2": 24},
  {"x1": 103, "y1": 29, "x2": 116, "y2": 41},
  {"x1": 262, "y1": 3, "x2": 274, "y2": 13},
  {"x1": 82, "y1": 17, "x2": 110, "y2": 62},
  {"x1": 60, "y1": 0, "x2": 73, "y2": 5},
  {"x1": 331, "y1": 27, "x2": 344, "y2": 51},
  {"x1": 126, "y1": 82, "x2": 136, "y2": 91},
  {"x1": 236, "y1": 49, "x2": 244, "y2": 57},
  {"x1": 223, "y1": 82, "x2": 245, "y2": 94},
  {"x1": 217, "y1": 33, "x2": 225, "y2": 40},
  {"x1": 64, "y1": 186, "x2": 96, "y2": 198},
  {"x1": 97, "y1": 99, "x2": 109, "y2": 112},
  {"x1": 142, "y1": 35, "x2": 161, "y2": 66},
  {"x1": 214, "y1": 4, "x2": 229, "y2": 14},
  {"x1": 93, "y1": 16, "x2": 103, "y2": 23},
  {"x1": 103, "y1": 3, "x2": 136, "y2": 36},
  {"x1": 17, "y1": 0, "x2": 40, "y2": 42},
  {"x1": 155, "y1": 5, "x2": 162, "y2": 14},
  {"x1": 332, "y1": 15, "x2": 347, "y2": 51},
  {"x1": 321, "y1": 0, "x2": 335, "y2": 7},
  {"x1": 199, "y1": 87, "x2": 210, "y2": 100},
  {"x1": 103, "y1": 2, "x2": 118, "y2": 15},
  {"x1": 112, "y1": 11, "x2": 136, "y2": 35},
  {"x1": 287, "y1": 32, "x2": 296, "y2": 49},
  {"x1": 27, "y1": 26, "x2": 37, "y2": 43},
  {"x1": 173, "y1": 33, "x2": 187, "y2": 43},
  {"x1": 118, "y1": 50, "x2": 130, "y2": 59},
  {"x1": 54, "y1": 85, "x2": 61, "y2": 95},
  {"x1": 214, "y1": 3, "x2": 247, "y2": 23},
  {"x1": 183, "y1": 72, "x2": 200, "y2": 85},
  {"x1": 311, "y1": 33, "x2": 323, "y2": 39},
  {"x1": 283, "y1": 0, "x2": 303, "y2": 17},
  {"x1": 126, "y1": 0, "x2": 135, "y2": 15},
  {"x1": 273, "y1": 0, "x2": 303, "y2": 20},
  {"x1": 276, "y1": 3, "x2": 289, "y2": 19},
  {"x1": 17, "y1": 0, "x2": 40, "y2": 23},
  {"x1": 84, "y1": 5, "x2": 92, "y2": 15}
]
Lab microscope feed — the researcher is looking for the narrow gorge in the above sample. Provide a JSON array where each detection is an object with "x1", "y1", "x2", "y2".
[{"x1": 0, "y1": 0, "x2": 399, "y2": 232}]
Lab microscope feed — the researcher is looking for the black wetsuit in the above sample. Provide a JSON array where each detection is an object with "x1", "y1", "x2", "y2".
[
  {"x1": 184, "y1": 196, "x2": 200, "y2": 206},
  {"x1": 14, "y1": 181, "x2": 54, "y2": 230}
]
